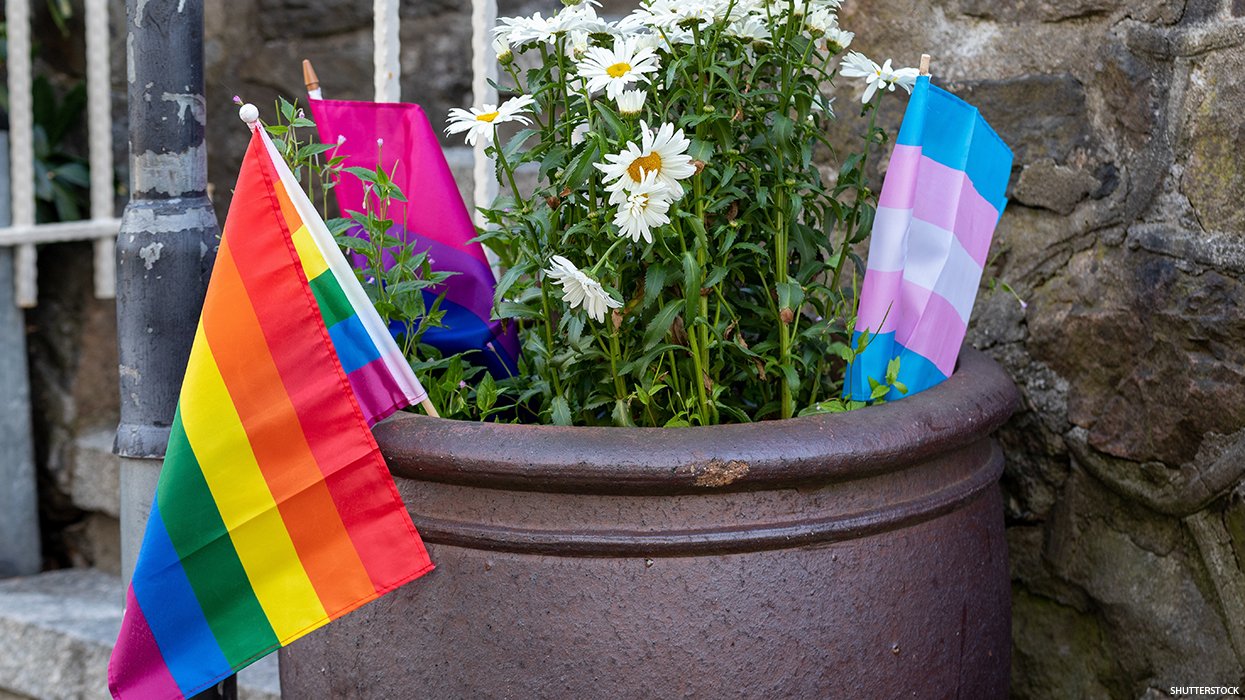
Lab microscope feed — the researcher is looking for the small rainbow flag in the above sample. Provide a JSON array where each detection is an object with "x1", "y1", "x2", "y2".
[
  {"x1": 107, "y1": 125, "x2": 434, "y2": 699},
  {"x1": 846, "y1": 75, "x2": 1013, "y2": 401}
]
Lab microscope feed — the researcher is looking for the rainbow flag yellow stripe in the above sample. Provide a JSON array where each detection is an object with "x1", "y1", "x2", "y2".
[{"x1": 108, "y1": 127, "x2": 433, "y2": 699}]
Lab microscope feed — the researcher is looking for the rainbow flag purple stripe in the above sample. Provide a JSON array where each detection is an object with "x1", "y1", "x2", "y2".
[
  {"x1": 309, "y1": 98, "x2": 520, "y2": 377},
  {"x1": 846, "y1": 75, "x2": 1013, "y2": 401}
]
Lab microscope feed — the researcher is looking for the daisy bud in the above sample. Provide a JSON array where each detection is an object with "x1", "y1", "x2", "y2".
[
  {"x1": 494, "y1": 37, "x2": 514, "y2": 65},
  {"x1": 615, "y1": 89, "x2": 646, "y2": 118}
]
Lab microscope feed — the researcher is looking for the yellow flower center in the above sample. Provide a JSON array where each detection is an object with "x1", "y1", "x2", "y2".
[
  {"x1": 606, "y1": 62, "x2": 633, "y2": 78},
  {"x1": 627, "y1": 152, "x2": 663, "y2": 182},
  {"x1": 476, "y1": 110, "x2": 501, "y2": 123}
]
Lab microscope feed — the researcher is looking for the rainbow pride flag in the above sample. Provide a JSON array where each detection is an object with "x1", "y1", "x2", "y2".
[
  {"x1": 846, "y1": 75, "x2": 1013, "y2": 401},
  {"x1": 309, "y1": 97, "x2": 520, "y2": 378},
  {"x1": 107, "y1": 125, "x2": 434, "y2": 699}
]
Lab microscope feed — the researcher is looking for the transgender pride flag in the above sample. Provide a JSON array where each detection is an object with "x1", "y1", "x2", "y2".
[
  {"x1": 309, "y1": 98, "x2": 520, "y2": 378},
  {"x1": 846, "y1": 75, "x2": 1013, "y2": 401}
]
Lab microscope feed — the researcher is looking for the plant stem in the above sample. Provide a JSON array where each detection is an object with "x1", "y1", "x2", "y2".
[{"x1": 829, "y1": 102, "x2": 880, "y2": 295}]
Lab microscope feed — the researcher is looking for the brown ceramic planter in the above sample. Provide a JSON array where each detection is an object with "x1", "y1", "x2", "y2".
[{"x1": 280, "y1": 347, "x2": 1019, "y2": 698}]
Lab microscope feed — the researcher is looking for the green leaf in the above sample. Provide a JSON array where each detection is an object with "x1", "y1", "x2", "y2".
[
  {"x1": 681, "y1": 251, "x2": 701, "y2": 317},
  {"x1": 612, "y1": 399, "x2": 635, "y2": 427},
  {"x1": 551, "y1": 396, "x2": 573, "y2": 426},
  {"x1": 343, "y1": 166, "x2": 379, "y2": 185},
  {"x1": 502, "y1": 128, "x2": 539, "y2": 163},
  {"x1": 476, "y1": 374, "x2": 498, "y2": 414},
  {"x1": 493, "y1": 261, "x2": 530, "y2": 306},
  {"x1": 642, "y1": 264, "x2": 670, "y2": 310},
  {"x1": 562, "y1": 142, "x2": 601, "y2": 190},
  {"x1": 644, "y1": 303, "x2": 683, "y2": 350},
  {"x1": 688, "y1": 138, "x2": 714, "y2": 162},
  {"x1": 776, "y1": 281, "x2": 804, "y2": 312}
]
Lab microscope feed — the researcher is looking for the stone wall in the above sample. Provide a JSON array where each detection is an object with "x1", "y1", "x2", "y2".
[{"x1": 835, "y1": 0, "x2": 1245, "y2": 696}]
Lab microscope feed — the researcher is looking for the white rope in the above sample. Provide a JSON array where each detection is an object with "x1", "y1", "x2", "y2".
[
  {"x1": 373, "y1": 0, "x2": 401, "y2": 102},
  {"x1": 6, "y1": 0, "x2": 37, "y2": 307},
  {"x1": 87, "y1": 0, "x2": 116, "y2": 299},
  {"x1": 471, "y1": 0, "x2": 501, "y2": 274}
]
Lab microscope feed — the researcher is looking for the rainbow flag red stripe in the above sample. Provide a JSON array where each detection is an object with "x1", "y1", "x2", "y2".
[{"x1": 108, "y1": 127, "x2": 434, "y2": 699}]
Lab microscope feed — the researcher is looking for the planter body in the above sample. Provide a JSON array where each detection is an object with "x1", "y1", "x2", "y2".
[{"x1": 280, "y1": 348, "x2": 1018, "y2": 698}]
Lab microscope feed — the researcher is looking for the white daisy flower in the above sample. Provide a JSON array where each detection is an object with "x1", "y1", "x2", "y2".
[
  {"x1": 566, "y1": 29, "x2": 591, "y2": 59},
  {"x1": 632, "y1": 0, "x2": 718, "y2": 31},
  {"x1": 494, "y1": 12, "x2": 556, "y2": 46},
  {"x1": 595, "y1": 120, "x2": 698, "y2": 198},
  {"x1": 803, "y1": 8, "x2": 838, "y2": 37},
  {"x1": 555, "y1": 3, "x2": 614, "y2": 36},
  {"x1": 839, "y1": 52, "x2": 920, "y2": 103},
  {"x1": 445, "y1": 94, "x2": 537, "y2": 147},
  {"x1": 819, "y1": 26, "x2": 854, "y2": 53},
  {"x1": 727, "y1": 15, "x2": 771, "y2": 45},
  {"x1": 615, "y1": 89, "x2": 647, "y2": 116},
  {"x1": 545, "y1": 255, "x2": 623, "y2": 323},
  {"x1": 673, "y1": 0, "x2": 718, "y2": 27},
  {"x1": 493, "y1": 36, "x2": 513, "y2": 64},
  {"x1": 611, "y1": 172, "x2": 672, "y2": 244},
  {"x1": 577, "y1": 37, "x2": 661, "y2": 101}
]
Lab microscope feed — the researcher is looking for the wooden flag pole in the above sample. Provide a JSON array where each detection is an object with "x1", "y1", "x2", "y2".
[
  {"x1": 303, "y1": 59, "x2": 322, "y2": 99},
  {"x1": 919, "y1": 54, "x2": 931, "y2": 77}
]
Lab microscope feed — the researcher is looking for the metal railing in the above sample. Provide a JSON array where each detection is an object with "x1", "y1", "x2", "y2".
[
  {"x1": 1, "y1": 0, "x2": 118, "y2": 308},
  {"x1": 370, "y1": 0, "x2": 499, "y2": 226}
]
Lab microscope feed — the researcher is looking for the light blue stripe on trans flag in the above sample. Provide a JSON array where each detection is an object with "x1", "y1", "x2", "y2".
[
  {"x1": 896, "y1": 76, "x2": 1013, "y2": 214},
  {"x1": 846, "y1": 330, "x2": 949, "y2": 402}
]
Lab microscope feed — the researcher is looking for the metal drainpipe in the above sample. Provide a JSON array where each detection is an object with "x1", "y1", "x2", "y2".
[
  {"x1": 117, "y1": 3, "x2": 236, "y2": 697},
  {"x1": 0, "y1": 121, "x2": 41, "y2": 578}
]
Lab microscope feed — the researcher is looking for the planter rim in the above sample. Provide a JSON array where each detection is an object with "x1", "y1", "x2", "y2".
[{"x1": 377, "y1": 345, "x2": 1019, "y2": 494}]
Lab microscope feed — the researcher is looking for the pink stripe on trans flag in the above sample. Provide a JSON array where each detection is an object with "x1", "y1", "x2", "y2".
[
  {"x1": 879, "y1": 146, "x2": 1001, "y2": 267},
  {"x1": 897, "y1": 291, "x2": 967, "y2": 377}
]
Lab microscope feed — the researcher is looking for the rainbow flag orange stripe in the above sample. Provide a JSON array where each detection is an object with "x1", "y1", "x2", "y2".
[{"x1": 107, "y1": 127, "x2": 434, "y2": 699}]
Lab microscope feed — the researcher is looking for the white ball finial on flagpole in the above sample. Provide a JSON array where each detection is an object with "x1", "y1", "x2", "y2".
[{"x1": 239, "y1": 103, "x2": 260, "y2": 125}]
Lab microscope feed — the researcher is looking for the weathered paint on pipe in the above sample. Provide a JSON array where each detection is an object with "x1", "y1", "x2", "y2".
[
  {"x1": 116, "y1": 0, "x2": 217, "y2": 463},
  {"x1": 281, "y1": 347, "x2": 1018, "y2": 698},
  {"x1": 116, "y1": 0, "x2": 217, "y2": 586}
]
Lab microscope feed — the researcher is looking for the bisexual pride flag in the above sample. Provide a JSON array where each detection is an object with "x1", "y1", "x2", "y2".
[
  {"x1": 309, "y1": 98, "x2": 520, "y2": 378},
  {"x1": 846, "y1": 75, "x2": 1013, "y2": 401},
  {"x1": 108, "y1": 124, "x2": 434, "y2": 699}
]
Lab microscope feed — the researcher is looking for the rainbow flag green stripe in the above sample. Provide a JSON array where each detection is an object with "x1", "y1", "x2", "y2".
[{"x1": 109, "y1": 127, "x2": 434, "y2": 699}]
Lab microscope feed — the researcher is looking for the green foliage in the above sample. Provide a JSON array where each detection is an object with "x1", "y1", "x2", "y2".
[
  {"x1": 31, "y1": 76, "x2": 90, "y2": 223},
  {"x1": 473, "y1": 0, "x2": 900, "y2": 426}
]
